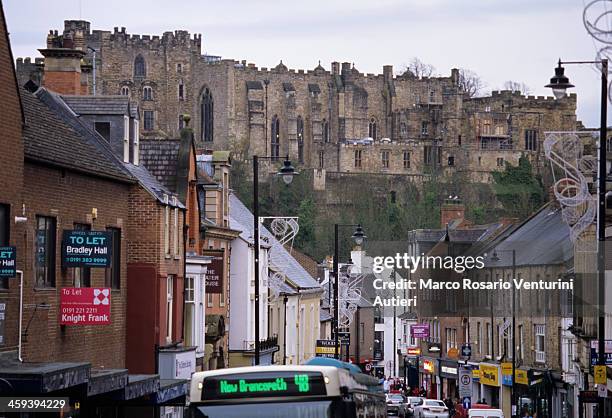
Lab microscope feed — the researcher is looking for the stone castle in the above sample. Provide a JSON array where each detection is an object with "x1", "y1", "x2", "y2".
[{"x1": 17, "y1": 20, "x2": 578, "y2": 183}]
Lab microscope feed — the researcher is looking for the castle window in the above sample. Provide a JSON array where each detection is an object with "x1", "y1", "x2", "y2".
[
  {"x1": 448, "y1": 155, "x2": 455, "y2": 166},
  {"x1": 143, "y1": 86, "x2": 153, "y2": 101},
  {"x1": 143, "y1": 110, "x2": 154, "y2": 131},
  {"x1": 297, "y1": 116, "x2": 304, "y2": 163},
  {"x1": 177, "y1": 63, "x2": 183, "y2": 73},
  {"x1": 354, "y1": 149, "x2": 362, "y2": 168},
  {"x1": 368, "y1": 118, "x2": 377, "y2": 140},
  {"x1": 134, "y1": 55, "x2": 146, "y2": 78},
  {"x1": 120, "y1": 86, "x2": 129, "y2": 96},
  {"x1": 458, "y1": 135, "x2": 462, "y2": 146},
  {"x1": 179, "y1": 114, "x2": 185, "y2": 130},
  {"x1": 201, "y1": 88, "x2": 214, "y2": 142},
  {"x1": 318, "y1": 151, "x2": 324, "y2": 168},
  {"x1": 178, "y1": 79, "x2": 184, "y2": 100},
  {"x1": 429, "y1": 90, "x2": 435, "y2": 103},
  {"x1": 400, "y1": 122, "x2": 408, "y2": 136},
  {"x1": 525, "y1": 129, "x2": 537, "y2": 151},
  {"x1": 403, "y1": 151, "x2": 410, "y2": 169},
  {"x1": 424, "y1": 145, "x2": 441, "y2": 166},
  {"x1": 381, "y1": 150, "x2": 390, "y2": 168},
  {"x1": 497, "y1": 157, "x2": 504, "y2": 167},
  {"x1": 421, "y1": 121, "x2": 429, "y2": 135},
  {"x1": 271, "y1": 115, "x2": 280, "y2": 158},
  {"x1": 322, "y1": 119, "x2": 330, "y2": 143}
]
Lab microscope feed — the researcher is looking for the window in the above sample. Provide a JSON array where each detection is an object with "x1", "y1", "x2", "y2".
[
  {"x1": 368, "y1": 118, "x2": 377, "y2": 140},
  {"x1": 421, "y1": 121, "x2": 429, "y2": 135},
  {"x1": 424, "y1": 145, "x2": 441, "y2": 166},
  {"x1": 400, "y1": 122, "x2": 407, "y2": 136},
  {"x1": 164, "y1": 195, "x2": 170, "y2": 256},
  {"x1": 518, "y1": 324, "x2": 524, "y2": 360},
  {"x1": 178, "y1": 79, "x2": 184, "y2": 100},
  {"x1": 429, "y1": 90, "x2": 435, "y2": 103},
  {"x1": 497, "y1": 157, "x2": 504, "y2": 167},
  {"x1": 220, "y1": 290, "x2": 225, "y2": 307},
  {"x1": 143, "y1": 86, "x2": 153, "y2": 101},
  {"x1": 318, "y1": 151, "x2": 324, "y2": 169},
  {"x1": 381, "y1": 150, "x2": 390, "y2": 168},
  {"x1": 178, "y1": 114, "x2": 185, "y2": 130},
  {"x1": 105, "y1": 227, "x2": 121, "y2": 289},
  {"x1": 354, "y1": 150, "x2": 362, "y2": 168},
  {"x1": 134, "y1": 55, "x2": 146, "y2": 77},
  {"x1": 271, "y1": 115, "x2": 280, "y2": 158},
  {"x1": 403, "y1": 151, "x2": 410, "y2": 169},
  {"x1": 448, "y1": 156, "x2": 455, "y2": 166},
  {"x1": 486, "y1": 322, "x2": 492, "y2": 356},
  {"x1": 35, "y1": 216, "x2": 56, "y2": 288},
  {"x1": 173, "y1": 202, "x2": 179, "y2": 257},
  {"x1": 166, "y1": 276, "x2": 174, "y2": 342},
  {"x1": 525, "y1": 129, "x2": 537, "y2": 151},
  {"x1": 458, "y1": 135, "x2": 462, "y2": 146},
  {"x1": 177, "y1": 63, "x2": 182, "y2": 73},
  {"x1": 482, "y1": 120, "x2": 491, "y2": 135},
  {"x1": 94, "y1": 122, "x2": 111, "y2": 142},
  {"x1": 201, "y1": 88, "x2": 214, "y2": 142},
  {"x1": 143, "y1": 111, "x2": 154, "y2": 130},
  {"x1": 120, "y1": 86, "x2": 129, "y2": 96},
  {"x1": 477, "y1": 321, "x2": 482, "y2": 354},
  {"x1": 322, "y1": 119, "x2": 329, "y2": 143},
  {"x1": 297, "y1": 116, "x2": 304, "y2": 163},
  {"x1": 185, "y1": 276, "x2": 195, "y2": 346},
  {"x1": 73, "y1": 223, "x2": 91, "y2": 287},
  {"x1": 360, "y1": 322, "x2": 365, "y2": 343},
  {"x1": 478, "y1": 156, "x2": 482, "y2": 166},
  {"x1": 534, "y1": 324, "x2": 545, "y2": 363},
  {"x1": 0, "y1": 204, "x2": 9, "y2": 289},
  {"x1": 446, "y1": 328, "x2": 457, "y2": 351}
]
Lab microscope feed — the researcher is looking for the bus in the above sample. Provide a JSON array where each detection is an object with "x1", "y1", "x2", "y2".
[{"x1": 188, "y1": 359, "x2": 386, "y2": 418}]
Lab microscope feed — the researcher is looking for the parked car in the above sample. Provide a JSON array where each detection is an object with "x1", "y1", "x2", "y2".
[
  {"x1": 386, "y1": 393, "x2": 409, "y2": 417},
  {"x1": 413, "y1": 398, "x2": 449, "y2": 418},
  {"x1": 468, "y1": 409, "x2": 504, "y2": 418},
  {"x1": 406, "y1": 396, "x2": 423, "y2": 417}
]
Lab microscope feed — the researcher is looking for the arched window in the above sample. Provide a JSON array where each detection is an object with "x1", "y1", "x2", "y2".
[
  {"x1": 297, "y1": 116, "x2": 304, "y2": 163},
  {"x1": 368, "y1": 118, "x2": 377, "y2": 140},
  {"x1": 143, "y1": 86, "x2": 153, "y2": 101},
  {"x1": 271, "y1": 115, "x2": 280, "y2": 158},
  {"x1": 134, "y1": 55, "x2": 146, "y2": 78},
  {"x1": 120, "y1": 86, "x2": 129, "y2": 96},
  {"x1": 322, "y1": 119, "x2": 329, "y2": 143},
  {"x1": 201, "y1": 88, "x2": 214, "y2": 142}
]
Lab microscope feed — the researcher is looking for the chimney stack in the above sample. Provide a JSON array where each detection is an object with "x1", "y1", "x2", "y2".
[{"x1": 440, "y1": 197, "x2": 465, "y2": 228}]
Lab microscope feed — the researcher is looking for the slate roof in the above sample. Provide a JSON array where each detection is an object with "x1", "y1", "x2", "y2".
[
  {"x1": 320, "y1": 310, "x2": 333, "y2": 322},
  {"x1": 60, "y1": 95, "x2": 134, "y2": 116},
  {"x1": 139, "y1": 139, "x2": 181, "y2": 193},
  {"x1": 123, "y1": 163, "x2": 184, "y2": 208},
  {"x1": 21, "y1": 87, "x2": 134, "y2": 183},
  {"x1": 229, "y1": 192, "x2": 323, "y2": 292}
]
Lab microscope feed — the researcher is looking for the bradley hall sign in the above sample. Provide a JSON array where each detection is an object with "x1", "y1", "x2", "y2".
[{"x1": 61, "y1": 230, "x2": 112, "y2": 268}]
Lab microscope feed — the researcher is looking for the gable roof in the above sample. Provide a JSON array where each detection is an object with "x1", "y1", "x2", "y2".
[
  {"x1": 229, "y1": 192, "x2": 322, "y2": 292},
  {"x1": 139, "y1": 139, "x2": 181, "y2": 193},
  {"x1": 123, "y1": 162, "x2": 184, "y2": 208},
  {"x1": 60, "y1": 95, "x2": 137, "y2": 117},
  {"x1": 20, "y1": 87, "x2": 134, "y2": 183}
]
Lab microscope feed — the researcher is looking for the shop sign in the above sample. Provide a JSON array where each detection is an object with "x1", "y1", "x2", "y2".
[
  {"x1": 60, "y1": 287, "x2": 111, "y2": 325},
  {"x1": 479, "y1": 364, "x2": 500, "y2": 387},
  {"x1": 158, "y1": 348, "x2": 196, "y2": 379},
  {"x1": 447, "y1": 347, "x2": 459, "y2": 359},
  {"x1": 580, "y1": 390, "x2": 600, "y2": 403},
  {"x1": 423, "y1": 359, "x2": 435, "y2": 374},
  {"x1": 407, "y1": 347, "x2": 421, "y2": 356},
  {"x1": 472, "y1": 368, "x2": 480, "y2": 381},
  {"x1": 0, "y1": 247, "x2": 16, "y2": 278},
  {"x1": 203, "y1": 250, "x2": 224, "y2": 294},
  {"x1": 594, "y1": 365, "x2": 607, "y2": 385},
  {"x1": 590, "y1": 340, "x2": 612, "y2": 365},
  {"x1": 515, "y1": 369, "x2": 529, "y2": 385},
  {"x1": 501, "y1": 362, "x2": 512, "y2": 386},
  {"x1": 441, "y1": 366, "x2": 457, "y2": 376},
  {"x1": 411, "y1": 324, "x2": 430, "y2": 338},
  {"x1": 315, "y1": 340, "x2": 338, "y2": 358},
  {"x1": 61, "y1": 230, "x2": 112, "y2": 267}
]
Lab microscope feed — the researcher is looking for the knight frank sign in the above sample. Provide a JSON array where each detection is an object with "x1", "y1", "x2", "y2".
[
  {"x1": 60, "y1": 288, "x2": 111, "y2": 325},
  {"x1": 61, "y1": 230, "x2": 112, "y2": 268}
]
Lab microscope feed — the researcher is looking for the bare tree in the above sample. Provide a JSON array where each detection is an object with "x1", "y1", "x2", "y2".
[
  {"x1": 457, "y1": 68, "x2": 486, "y2": 98},
  {"x1": 503, "y1": 80, "x2": 532, "y2": 95},
  {"x1": 402, "y1": 57, "x2": 436, "y2": 78}
]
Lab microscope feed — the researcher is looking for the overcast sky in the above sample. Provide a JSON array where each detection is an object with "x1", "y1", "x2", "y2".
[{"x1": 4, "y1": 0, "x2": 611, "y2": 126}]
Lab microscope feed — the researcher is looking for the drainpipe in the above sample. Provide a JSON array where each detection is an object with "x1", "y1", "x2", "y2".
[
  {"x1": 283, "y1": 296, "x2": 288, "y2": 365},
  {"x1": 17, "y1": 270, "x2": 23, "y2": 362}
]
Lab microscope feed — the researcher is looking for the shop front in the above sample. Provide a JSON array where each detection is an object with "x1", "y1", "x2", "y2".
[
  {"x1": 439, "y1": 359, "x2": 459, "y2": 399},
  {"x1": 479, "y1": 363, "x2": 501, "y2": 408},
  {"x1": 420, "y1": 357, "x2": 437, "y2": 398},
  {"x1": 468, "y1": 361, "x2": 480, "y2": 399}
]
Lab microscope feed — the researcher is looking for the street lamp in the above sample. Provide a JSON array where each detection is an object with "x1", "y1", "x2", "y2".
[
  {"x1": 490, "y1": 249, "x2": 517, "y2": 417},
  {"x1": 333, "y1": 223, "x2": 367, "y2": 359},
  {"x1": 546, "y1": 58, "x2": 607, "y2": 417},
  {"x1": 253, "y1": 154, "x2": 297, "y2": 365}
]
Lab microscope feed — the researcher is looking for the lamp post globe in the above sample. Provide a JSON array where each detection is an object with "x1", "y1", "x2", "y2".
[
  {"x1": 278, "y1": 158, "x2": 297, "y2": 185},
  {"x1": 352, "y1": 224, "x2": 366, "y2": 246},
  {"x1": 545, "y1": 60, "x2": 575, "y2": 99}
]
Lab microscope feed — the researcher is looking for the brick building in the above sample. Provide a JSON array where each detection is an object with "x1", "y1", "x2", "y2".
[{"x1": 16, "y1": 20, "x2": 577, "y2": 185}]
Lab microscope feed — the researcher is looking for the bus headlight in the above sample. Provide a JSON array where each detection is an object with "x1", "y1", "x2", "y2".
[
  {"x1": 324, "y1": 376, "x2": 330, "y2": 384},
  {"x1": 198, "y1": 382, "x2": 203, "y2": 390}
]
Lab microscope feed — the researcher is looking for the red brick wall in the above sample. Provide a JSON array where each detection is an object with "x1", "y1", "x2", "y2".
[
  {"x1": 42, "y1": 71, "x2": 81, "y2": 95},
  {"x1": 19, "y1": 163, "x2": 130, "y2": 368},
  {"x1": 0, "y1": 4, "x2": 24, "y2": 353}
]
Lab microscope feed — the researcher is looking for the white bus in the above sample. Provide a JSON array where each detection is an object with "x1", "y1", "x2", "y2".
[{"x1": 188, "y1": 362, "x2": 386, "y2": 418}]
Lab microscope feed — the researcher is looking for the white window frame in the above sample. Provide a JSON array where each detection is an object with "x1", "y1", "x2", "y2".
[
  {"x1": 143, "y1": 86, "x2": 153, "y2": 101},
  {"x1": 166, "y1": 276, "x2": 174, "y2": 343},
  {"x1": 133, "y1": 119, "x2": 140, "y2": 165},
  {"x1": 120, "y1": 86, "x2": 129, "y2": 96},
  {"x1": 207, "y1": 293, "x2": 213, "y2": 308},
  {"x1": 185, "y1": 276, "x2": 195, "y2": 346},
  {"x1": 535, "y1": 324, "x2": 546, "y2": 363},
  {"x1": 123, "y1": 116, "x2": 129, "y2": 163},
  {"x1": 173, "y1": 198, "x2": 179, "y2": 258},
  {"x1": 164, "y1": 195, "x2": 170, "y2": 256}
]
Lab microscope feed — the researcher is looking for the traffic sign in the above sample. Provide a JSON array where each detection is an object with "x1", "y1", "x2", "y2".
[
  {"x1": 461, "y1": 344, "x2": 472, "y2": 358},
  {"x1": 462, "y1": 397, "x2": 471, "y2": 410},
  {"x1": 459, "y1": 367, "x2": 472, "y2": 398},
  {"x1": 598, "y1": 385, "x2": 608, "y2": 398},
  {"x1": 365, "y1": 363, "x2": 372, "y2": 372}
]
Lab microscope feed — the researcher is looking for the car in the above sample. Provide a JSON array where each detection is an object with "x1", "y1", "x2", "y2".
[
  {"x1": 468, "y1": 409, "x2": 504, "y2": 418},
  {"x1": 406, "y1": 396, "x2": 423, "y2": 417},
  {"x1": 413, "y1": 398, "x2": 449, "y2": 418},
  {"x1": 386, "y1": 393, "x2": 409, "y2": 417}
]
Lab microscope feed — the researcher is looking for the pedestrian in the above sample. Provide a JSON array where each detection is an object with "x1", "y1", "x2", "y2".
[
  {"x1": 419, "y1": 386, "x2": 426, "y2": 397},
  {"x1": 383, "y1": 376, "x2": 390, "y2": 393}
]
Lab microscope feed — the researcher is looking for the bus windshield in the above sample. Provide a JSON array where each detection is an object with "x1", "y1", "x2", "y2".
[{"x1": 192, "y1": 400, "x2": 334, "y2": 418}]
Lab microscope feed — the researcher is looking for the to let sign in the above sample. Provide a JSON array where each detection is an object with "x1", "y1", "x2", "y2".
[
  {"x1": 411, "y1": 324, "x2": 430, "y2": 338},
  {"x1": 0, "y1": 247, "x2": 16, "y2": 278},
  {"x1": 62, "y1": 230, "x2": 112, "y2": 268},
  {"x1": 60, "y1": 288, "x2": 111, "y2": 325},
  {"x1": 203, "y1": 250, "x2": 224, "y2": 294}
]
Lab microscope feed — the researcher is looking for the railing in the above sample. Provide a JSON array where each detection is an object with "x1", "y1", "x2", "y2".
[{"x1": 243, "y1": 335, "x2": 279, "y2": 351}]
